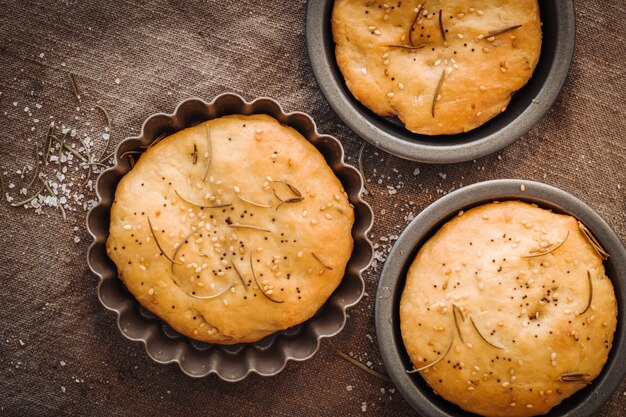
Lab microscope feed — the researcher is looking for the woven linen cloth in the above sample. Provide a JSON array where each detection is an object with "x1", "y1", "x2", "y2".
[{"x1": 0, "y1": 1, "x2": 624, "y2": 416}]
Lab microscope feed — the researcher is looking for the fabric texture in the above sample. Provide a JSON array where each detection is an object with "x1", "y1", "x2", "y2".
[{"x1": 0, "y1": 1, "x2": 623, "y2": 416}]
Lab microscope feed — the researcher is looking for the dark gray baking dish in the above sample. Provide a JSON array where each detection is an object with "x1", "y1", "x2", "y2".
[
  {"x1": 86, "y1": 93, "x2": 374, "y2": 381},
  {"x1": 306, "y1": 1, "x2": 576, "y2": 163},
  {"x1": 375, "y1": 179, "x2": 626, "y2": 416}
]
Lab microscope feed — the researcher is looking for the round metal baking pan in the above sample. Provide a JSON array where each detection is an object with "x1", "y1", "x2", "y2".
[
  {"x1": 306, "y1": 1, "x2": 576, "y2": 163},
  {"x1": 86, "y1": 93, "x2": 374, "y2": 381},
  {"x1": 375, "y1": 179, "x2": 626, "y2": 416}
]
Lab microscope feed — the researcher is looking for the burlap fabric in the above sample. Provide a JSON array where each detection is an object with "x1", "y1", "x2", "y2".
[{"x1": 0, "y1": 1, "x2": 624, "y2": 416}]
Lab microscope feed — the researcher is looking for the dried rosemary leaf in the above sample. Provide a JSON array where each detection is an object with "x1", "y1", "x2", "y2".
[
  {"x1": 386, "y1": 44, "x2": 425, "y2": 50},
  {"x1": 452, "y1": 304, "x2": 465, "y2": 343},
  {"x1": 408, "y1": 3, "x2": 424, "y2": 47},
  {"x1": 95, "y1": 105, "x2": 112, "y2": 163},
  {"x1": 578, "y1": 270, "x2": 593, "y2": 316},
  {"x1": 336, "y1": 350, "x2": 388, "y2": 381},
  {"x1": 170, "y1": 227, "x2": 203, "y2": 273},
  {"x1": 523, "y1": 230, "x2": 569, "y2": 258},
  {"x1": 43, "y1": 121, "x2": 55, "y2": 165},
  {"x1": 202, "y1": 124, "x2": 212, "y2": 181},
  {"x1": 67, "y1": 72, "x2": 81, "y2": 101},
  {"x1": 146, "y1": 216, "x2": 180, "y2": 264},
  {"x1": 485, "y1": 24, "x2": 522, "y2": 38},
  {"x1": 578, "y1": 221, "x2": 609, "y2": 260},
  {"x1": 40, "y1": 176, "x2": 66, "y2": 221},
  {"x1": 558, "y1": 373, "x2": 591, "y2": 385},
  {"x1": 470, "y1": 317, "x2": 504, "y2": 349},
  {"x1": 230, "y1": 258, "x2": 248, "y2": 290},
  {"x1": 51, "y1": 134, "x2": 88, "y2": 162},
  {"x1": 431, "y1": 70, "x2": 445, "y2": 118},
  {"x1": 236, "y1": 194, "x2": 272, "y2": 208},
  {"x1": 191, "y1": 143, "x2": 198, "y2": 165},
  {"x1": 311, "y1": 252, "x2": 333, "y2": 270},
  {"x1": 407, "y1": 334, "x2": 454, "y2": 373},
  {"x1": 188, "y1": 282, "x2": 236, "y2": 300},
  {"x1": 227, "y1": 224, "x2": 272, "y2": 233},
  {"x1": 175, "y1": 190, "x2": 232, "y2": 209},
  {"x1": 249, "y1": 251, "x2": 284, "y2": 303},
  {"x1": 9, "y1": 183, "x2": 45, "y2": 207},
  {"x1": 147, "y1": 132, "x2": 167, "y2": 150},
  {"x1": 438, "y1": 9, "x2": 446, "y2": 42}
]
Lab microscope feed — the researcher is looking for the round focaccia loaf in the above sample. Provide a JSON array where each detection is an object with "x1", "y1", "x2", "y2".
[
  {"x1": 106, "y1": 114, "x2": 354, "y2": 344},
  {"x1": 332, "y1": 0, "x2": 542, "y2": 135},
  {"x1": 400, "y1": 201, "x2": 617, "y2": 417}
]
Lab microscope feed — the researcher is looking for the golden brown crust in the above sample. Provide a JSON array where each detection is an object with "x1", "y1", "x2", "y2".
[
  {"x1": 332, "y1": 0, "x2": 542, "y2": 135},
  {"x1": 400, "y1": 201, "x2": 617, "y2": 417},
  {"x1": 106, "y1": 114, "x2": 354, "y2": 344}
]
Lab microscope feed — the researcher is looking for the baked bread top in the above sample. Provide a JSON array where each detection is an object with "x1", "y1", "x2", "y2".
[
  {"x1": 400, "y1": 201, "x2": 617, "y2": 417},
  {"x1": 332, "y1": 0, "x2": 542, "y2": 135},
  {"x1": 106, "y1": 114, "x2": 354, "y2": 344}
]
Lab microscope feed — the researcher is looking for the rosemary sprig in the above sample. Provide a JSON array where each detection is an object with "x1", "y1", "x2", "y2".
[
  {"x1": 95, "y1": 105, "x2": 112, "y2": 163},
  {"x1": 431, "y1": 69, "x2": 445, "y2": 118},
  {"x1": 187, "y1": 282, "x2": 236, "y2": 300},
  {"x1": 77, "y1": 135, "x2": 92, "y2": 190},
  {"x1": 26, "y1": 143, "x2": 40, "y2": 190},
  {"x1": 408, "y1": 3, "x2": 424, "y2": 47},
  {"x1": 67, "y1": 72, "x2": 81, "y2": 101},
  {"x1": 558, "y1": 373, "x2": 591, "y2": 385},
  {"x1": 9, "y1": 183, "x2": 45, "y2": 207},
  {"x1": 249, "y1": 251, "x2": 283, "y2": 303},
  {"x1": 469, "y1": 317, "x2": 504, "y2": 349},
  {"x1": 230, "y1": 258, "x2": 248, "y2": 290},
  {"x1": 236, "y1": 194, "x2": 272, "y2": 208},
  {"x1": 336, "y1": 350, "x2": 388, "y2": 381},
  {"x1": 191, "y1": 143, "x2": 198, "y2": 165},
  {"x1": 407, "y1": 333, "x2": 454, "y2": 373},
  {"x1": 485, "y1": 24, "x2": 522, "y2": 38},
  {"x1": 452, "y1": 304, "x2": 465, "y2": 343},
  {"x1": 57, "y1": 133, "x2": 66, "y2": 167},
  {"x1": 41, "y1": 176, "x2": 66, "y2": 221},
  {"x1": 578, "y1": 221, "x2": 609, "y2": 260},
  {"x1": 146, "y1": 216, "x2": 180, "y2": 264},
  {"x1": 523, "y1": 230, "x2": 569, "y2": 258},
  {"x1": 578, "y1": 271, "x2": 593, "y2": 316},
  {"x1": 438, "y1": 9, "x2": 446, "y2": 42},
  {"x1": 311, "y1": 252, "x2": 333, "y2": 270},
  {"x1": 227, "y1": 224, "x2": 272, "y2": 233},
  {"x1": 273, "y1": 180, "x2": 304, "y2": 209},
  {"x1": 202, "y1": 124, "x2": 212, "y2": 181},
  {"x1": 175, "y1": 190, "x2": 232, "y2": 209}
]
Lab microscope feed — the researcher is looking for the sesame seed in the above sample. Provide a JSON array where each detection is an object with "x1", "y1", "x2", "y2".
[
  {"x1": 477, "y1": 10, "x2": 484, "y2": 15},
  {"x1": 139, "y1": 265, "x2": 146, "y2": 271},
  {"x1": 361, "y1": 68, "x2": 367, "y2": 75},
  {"x1": 123, "y1": 224, "x2": 132, "y2": 230},
  {"x1": 479, "y1": 85, "x2": 487, "y2": 91},
  {"x1": 148, "y1": 288, "x2": 155, "y2": 295},
  {"x1": 520, "y1": 184, "x2": 526, "y2": 192},
  {"x1": 297, "y1": 251, "x2": 303, "y2": 258},
  {"x1": 457, "y1": 34, "x2": 464, "y2": 39},
  {"x1": 233, "y1": 186, "x2": 241, "y2": 193},
  {"x1": 434, "y1": 59, "x2": 442, "y2": 66},
  {"x1": 374, "y1": 29, "x2": 381, "y2": 35},
  {"x1": 476, "y1": 111, "x2": 482, "y2": 117},
  {"x1": 482, "y1": 47, "x2": 490, "y2": 53},
  {"x1": 387, "y1": 92, "x2": 394, "y2": 97},
  {"x1": 398, "y1": 82, "x2": 405, "y2": 89},
  {"x1": 311, "y1": 219, "x2": 317, "y2": 225},
  {"x1": 383, "y1": 59, "x2": 390, "y2": 65}
]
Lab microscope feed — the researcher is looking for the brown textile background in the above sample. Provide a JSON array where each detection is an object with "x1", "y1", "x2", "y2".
[{"x1": 0, "y1": 1, "x2": 624, "y2": 416}]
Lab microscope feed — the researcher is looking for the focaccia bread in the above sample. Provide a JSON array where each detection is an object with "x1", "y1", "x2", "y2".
[
  {"x1": 400, "y1": 201, "x2": 617, "y2": 417},
  {"x1": 107, "y1": 114, "x2": 355, "y2": 344},
  {"x1": 332, "y1": 0, "x2": 542, "y2": 135}
]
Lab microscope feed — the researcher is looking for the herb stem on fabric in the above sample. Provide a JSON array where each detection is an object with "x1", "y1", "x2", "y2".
[
  {"x1": 336, "y1": 350, "x2": 388, "y2": 381},
  {"x1": 41, "y1": 176, "x2": 66, "y2": 221},
  {"x1": 67, "y1": 72, "x2": 81, "y2": 101}
]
